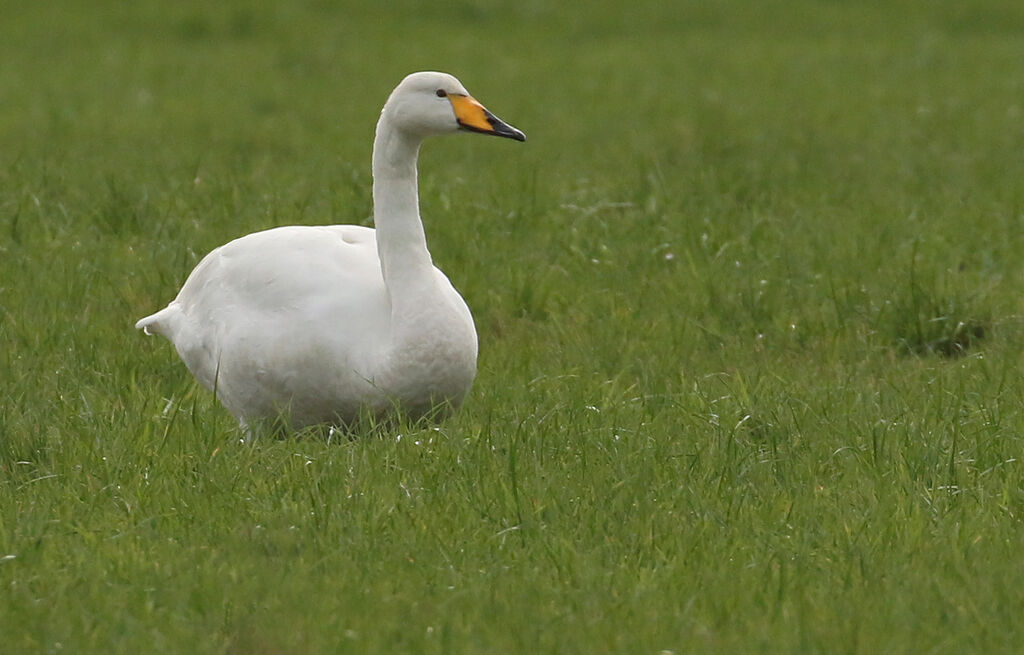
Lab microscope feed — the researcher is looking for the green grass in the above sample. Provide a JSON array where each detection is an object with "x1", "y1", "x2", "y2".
[{"x1": 3, "y1": 0, "x2": 1024, "y2": 652}]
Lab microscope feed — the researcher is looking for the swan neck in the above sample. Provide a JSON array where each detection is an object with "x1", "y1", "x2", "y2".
[
  {"x1": 372, "y1": 115, "x2": 435, "y2": 298},
  {"x1": 372, "y1": 114, "x2": 421, "y2": 191}
]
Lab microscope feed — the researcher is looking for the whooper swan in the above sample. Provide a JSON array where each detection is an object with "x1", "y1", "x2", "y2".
[{"x1": 135, "y1": 71, "x2": 525, "y2": 432}]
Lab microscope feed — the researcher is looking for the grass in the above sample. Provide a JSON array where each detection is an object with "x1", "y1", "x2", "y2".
[{"x1": 2, "y1": 0, "x2": 1024, "y2": 652}]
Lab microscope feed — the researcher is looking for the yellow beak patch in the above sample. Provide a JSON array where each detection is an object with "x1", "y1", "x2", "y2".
[
  {"x1": 448, "y1": 93, "x2": 526, "y2": 141},
  {"x1": 449, "y1": 94, "x2": 493, "y2": 133}
]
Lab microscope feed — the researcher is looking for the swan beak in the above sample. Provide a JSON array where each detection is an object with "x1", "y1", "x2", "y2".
[{"x1": 450, "y1": 94, "x2": 526, "y2": 142}]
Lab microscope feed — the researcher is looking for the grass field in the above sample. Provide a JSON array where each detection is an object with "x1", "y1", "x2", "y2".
[{"x1": 3, "y1": 0, "x2": 1024, "y2": 652}]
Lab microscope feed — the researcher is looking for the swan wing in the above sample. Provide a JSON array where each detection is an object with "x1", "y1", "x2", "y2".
[{"x1": 138, "y1": 225, "x2": 391, "y2": 420}]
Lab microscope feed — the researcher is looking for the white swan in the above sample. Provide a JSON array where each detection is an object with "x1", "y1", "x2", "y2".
[{"x1": 136, "y1": 71, "x2": 525, "y2": 431}]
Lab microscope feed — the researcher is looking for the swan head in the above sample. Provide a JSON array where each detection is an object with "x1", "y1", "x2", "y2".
[{"x1": 381, "y1": 71, "x2": 526, "y2": 142}]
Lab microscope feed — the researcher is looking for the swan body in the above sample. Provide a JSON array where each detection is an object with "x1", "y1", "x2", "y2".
[{"x1": 136, "y1": 71, "x2": 525, "y2": 430}]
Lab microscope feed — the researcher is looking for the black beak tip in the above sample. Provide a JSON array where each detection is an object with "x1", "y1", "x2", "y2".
[
  {"x1": 459, "y1": 119, "x2": 527, "y2": 142},
  {"x1": 481, "y1": 108, "x2": 526, "y2": 142},
  {"x1": 490, "y1": 119, "x2": 526, "y2": 142}
]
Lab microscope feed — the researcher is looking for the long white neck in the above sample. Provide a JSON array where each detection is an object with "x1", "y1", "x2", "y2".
[
  {"x1": 365, "y1": 92, "x2": 479, "y2": 409},
  {"x1": 371, "y1": 113, "x2": 440, "y2": 321}
]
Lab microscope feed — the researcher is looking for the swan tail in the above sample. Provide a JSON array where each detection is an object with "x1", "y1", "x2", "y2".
[
  {"x1": 135, "y1": 304, "x2": 181, "y2": 338},
  {"x1": 135, "y1": 303, "x2": 218, "y2": 394}
]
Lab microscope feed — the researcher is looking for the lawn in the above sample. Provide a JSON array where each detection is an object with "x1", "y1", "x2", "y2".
[{"x1": 2, "y1": 1, "x2": 1024, "y2": 653}]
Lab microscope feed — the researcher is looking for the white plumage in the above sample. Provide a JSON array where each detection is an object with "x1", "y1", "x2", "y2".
[{"x1": 136, "y1": 71, "x2": 525, "y2": 431}]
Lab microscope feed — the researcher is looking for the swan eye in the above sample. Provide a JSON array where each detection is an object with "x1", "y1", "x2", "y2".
[{"x1": 435, "y1": 89, "x2": 447, "y2": 98}]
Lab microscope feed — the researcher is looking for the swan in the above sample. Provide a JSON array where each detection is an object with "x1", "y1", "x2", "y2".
[{"x1": 135, "y1": 71, "x2": 525, "y2": 432}]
